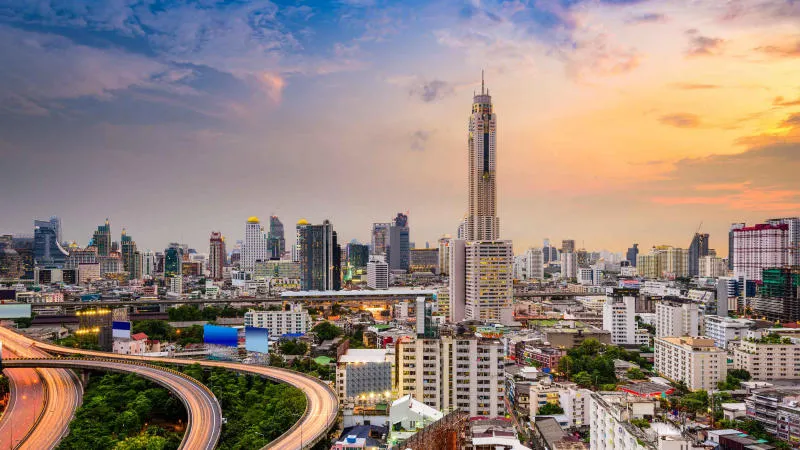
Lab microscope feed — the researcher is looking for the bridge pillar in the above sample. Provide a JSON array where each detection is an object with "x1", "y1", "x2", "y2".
[
  {"x1": 159, "y1": 304, "x2": 167, "y2": 313},
  {"x1": 81, "y1": 369, "x2": 91, "y2": 387}
]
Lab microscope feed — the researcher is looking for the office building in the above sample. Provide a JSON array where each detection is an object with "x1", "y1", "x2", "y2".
[
  {"x1": 465, "y1": 240, "x2": 513, "y2": 324},
  {"x1": 751, "y1": 267, "x2": 800, "y2": 321},
  {"x1": 209, "y1": 231, "x2": 226, "y2": 281},
  {"x1": 561, "y1": 252, "x2": 577, "y2": 279},
  {"x1": 141, "y1": 251, "x2": 155, "y2": 278},
  {"x1": 267, "y1": 215, "x2": 285, "y2": 259},
  {"x1": 654, "y1": 336, "x2": 726, "y2": 391},
  {"x1": 733, "y1": 223, "x2": 789, "y2": 281},
  {"x1": 120, "y1": 229, "x2": 138, "y2": 280},
  {"x1": 524, "y1": 247, "x2": 544, "y2": 280},
  {"x1": 371, "y1": 222, "x2": 390, "y2": 256},
  {"x1": 395, "y1": 332, "x2": 505, "y2": 417},
  {"x1": 244, "y1": 303, "x2": 311, "y2": 336},
  {"x1": 409, "y1": 248, "x2": 438, "y2": 273},
  {"x1": 253, "y1": 260, "x2": 301, "y2": 279},
  {"x1": 688, "y1": 233, "x2": 709, "y2": 277},
  {"x1": 465, "y1": 73, "x2": 499, "y2": 241},
  {"x1": 561, "y1": 240, "x2": 575, "y2": 254},
  {"x1": 387, "y1": 213, "x2": 410, "y2": 271},
  {"x1": 734, "y1": 334, "x2": 800, "y2": 380},
  {"x1": 164, "y1": 244, "x2": 182, "y2": 278},
  {"x1": 655, "y1": 299, "x2": 699, "y2": 338},
  {"x1": 438, "y1": 236, "x2": 451, "y2": 275},
  {"x1": 699, "y1": 255, "x2": 726, "y2": 278},
  {"x1": 242, "y1": 216, "x2": 269, "y2": 272},
  {"x1": 636, "y1": 246, "x2": 688, "y2": 279},
  {"x1": 297, "y1": 219, "x2": 341, "y2": 291},
  {"x1": 626, "y1": 243, "x2": 639, "y2": 267},
  {"x1": 91, "y1": 219, "x2": 112, "y2": 257},
  {"x1": 336, "y1": 349, "x2": 392, "y2": 404},
  {"x1": 33, "y1": 218, "x2": 68, "y2": 267},
  {"x1": 367, "y1": 260, "x2": 389, "y2": 289},
  {"x1": 346, "y1": 243, "x2": 370, "y2": 269},
  {"x1": 603, "y1": 289, "x2": 638, "y2": 345},
  {"x1": 703, "y1": 315, "x2": 753, "y2": 349},
  {"x1": 766, "y1": 217, "x2": 800, "y2": 266}
]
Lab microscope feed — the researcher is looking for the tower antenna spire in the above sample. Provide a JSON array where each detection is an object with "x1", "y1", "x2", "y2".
[{"x1": 481, "y1": 69, "x2": 485, "y2": 95}]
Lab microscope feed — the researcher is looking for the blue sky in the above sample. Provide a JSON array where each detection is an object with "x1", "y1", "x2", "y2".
[{"x1": 1, "y1": 0, "x2": 799, "y2": 254}]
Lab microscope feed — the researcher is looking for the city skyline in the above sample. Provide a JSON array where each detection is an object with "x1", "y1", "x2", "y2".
[{"x1": 0, "y1": 0, "x2": 798, "y2": 253}]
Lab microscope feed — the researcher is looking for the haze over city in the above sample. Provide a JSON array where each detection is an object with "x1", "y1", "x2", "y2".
[{"x1": 1, "y1": 0, "x2": 799, "y2": 253}]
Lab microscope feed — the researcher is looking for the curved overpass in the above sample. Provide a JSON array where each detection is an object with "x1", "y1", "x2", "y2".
[
  {"x1": 2, "y1": 357, "x2": 222, "y2": 450},
  {"x1": 0, "y1": 328, "x2": 83, "y2": 450},
  {"x1": 1, "y1": 327, "x2": 339, "y2": 449}
]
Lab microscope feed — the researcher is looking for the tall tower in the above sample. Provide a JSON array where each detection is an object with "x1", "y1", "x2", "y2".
[
  {"x1": 297, "y1": 219, "x2": 341, "y2": 291},
  {"x1": 120, "y1": 228, "x2": 139, "y2": 280},
  {"x1": 268, "y1": 216, "x2": 285, "y2": 259},
  {"x1": 209, "y1": 231, "x2": 226, "y2": 281},
  {"x1": 92, "y1": 219, "x2": 112, "y2": 257},
  {"x1": 242, "y1": 216, "x2": 268, "y2": 272},
  {"x1": 466, "y1": 71, "x2": 499, "y2": 241}
]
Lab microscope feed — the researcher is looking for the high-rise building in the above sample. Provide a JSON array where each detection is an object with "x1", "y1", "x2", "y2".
[
  {"x1": 751, "y1": 267, "x2": 800, "y2": 321},
  {"x1": 297, "y1": 219, "x2": 340, "y2": 291},
  {"x1": 387, "y1": 213, "x2": 410, "y2": 271},
  {"x1": 33, "y1": 218, "x2": 68, "y2": 267},
  {"x1": 120, "y1": 229, "x2": 138, "y2": 280},
  {"x1": 561, "y1": 239, "x2": 576, "y2": 254},
  {"x1": 371, "y1": 222, "x2": 390, "y2": 256},
  {"x1": 465, "y1": 240, "x2": 513, "y2": 323},
  {"x1": 602, "y1": 289, "x2": 638, "y2": 345},
  {"x1": 367, "y1": 260, "x2": 389, "y2": 289},
  {"x1": 449, "y1": 239, "x2": 467, "y2": 323},
  {"x1": 92, "y1": 219, "x2": 112, "y2": 257},
  {"x1": 242, "y1": 216, "x2": 269, "y2": 272},
  {"x1": 49, "y1": 216, "x2": 62, "y2": 245},
  {"x1": 699, "y1": 255, "x2": 726, "y2": 278},
  {"x1": 524, "y1": 247, "x2": 544, "y2": 280},
  {"x1": 267, "y1": 216, "x2": 285, "y2": 259},
  {"x1": 688, "y1": 233, "x2": 710, "y2": 277},
  {"x1": 346, "y1": 242, "x2": 369, "y2": 268},
  {"x1": 766, "y1": 217, "x2": 800, "y2": 266},
  {"x1": 733, "y1": 223, "x2": 789, "y2": 281},
  {"x1": 437, "y1": 236, "x2": 451, "y2": 275},
  {"x1": 209, "y1": 231, "x2": 226, "y2": 281},
  {"x1": 164, "y1": 243, "x2": 182, "y2": 278},
  {"x1": 465, "y1": 73, "x2": 499, "y2": 241},
  {"x1": 729, "y1": 223, "x2": 745, "y2": 270},
  {"x1": 654, "y1": 336, "x2": 726, "y2": 391},
  {"x1": 142, "y1": 250, "x2": 155, "y2": 278},
  {"x1": 636, "y1": 246, "x2": 689, "y2": 279},
  {"x1": 626, "y1": 243, "x2": 639, "y2": 267},
  {"x1": 655, "y1": 299, "x2": 700, "y2": 338},
  {"x1": 561, "y1": 252, "x2": 577, "y2": 279},
  {"x1": 409, "y1": 248, "x2": 438, "y2": 273}
]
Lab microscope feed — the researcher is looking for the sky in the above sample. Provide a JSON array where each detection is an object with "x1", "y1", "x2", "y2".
[{"x1": 0, "y1": 0, "x2": 798, "y2": 256}]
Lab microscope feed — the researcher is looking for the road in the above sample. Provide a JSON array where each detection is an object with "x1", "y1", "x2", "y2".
[
  {"x1": 0, "y1": 327, "x2": 83, "y2": 450},
  {"x1": 0, "y1": 327, "x2": 339, "y2": 450},
  {"x1": 0, "y1": 346, "x2": 45, "y2": 450},
  {"x1": 2, "y1": 358, "x2": 221, "y2": 450}
]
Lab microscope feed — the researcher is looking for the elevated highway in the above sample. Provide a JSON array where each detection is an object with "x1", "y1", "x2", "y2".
[
  {"x1": 2, "y1": 327, "x2": 339, "y2": 450},
  {"x1": 1, "y1": 357, "x2": 222, "y2": 450}
]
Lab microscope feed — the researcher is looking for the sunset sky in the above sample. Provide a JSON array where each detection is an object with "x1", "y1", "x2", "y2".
[{"x1": 1, "y1": 0, "x2": 798, "y2": 255}]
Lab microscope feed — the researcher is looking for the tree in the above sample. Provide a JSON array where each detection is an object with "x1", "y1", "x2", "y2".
[
  {"x1": 279, "y1": 340, "x2": 308, "y2": 355},
  {"x1": 728, "y1": 369, "x2": 751, "y2": 382},
  {"x1": 113, "y1": 434, "x2": 169, "y2": 450},
  {"x1": 627, "y1": 368, "x2": 647, "y2": 380},
  {"x1": 311, "y1": 322, "x2": 343, "y2": 341},
  {"x1": 167, "y1": 305, "x2": 201, "y2": 321},
  {"x1": 572, "y1": 371, "x2": 594, "y2": 388},
  {"x1": 537, "y1": 403, "x2": 564, "y2": 415}
]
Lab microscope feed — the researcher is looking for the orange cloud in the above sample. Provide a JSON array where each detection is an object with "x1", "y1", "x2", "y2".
[{"x1": 258, "y1": 72, "x2": 286, "y2": 104}]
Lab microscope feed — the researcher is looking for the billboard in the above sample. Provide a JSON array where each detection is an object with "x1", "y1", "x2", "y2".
[
  {"x1": 245, "y1": 326, "x2": 269, "y2": 354},
  {"x1": 0, "y1": 303, "x2": 32, "y2": 319},
  {"x1": 203, "y1": 324, "x2": 238, "y2": 347},
  {"x1": 112, "y1": 321, "x2": 132, "y2": 339}
]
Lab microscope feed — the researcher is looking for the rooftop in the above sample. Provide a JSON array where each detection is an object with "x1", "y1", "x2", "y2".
[
  {"x1": 339, "y1": 349, "x2": 388, "y2": 364},
  {"x1": 281, "y1": 288, "x2": 435, "y2": 298}
]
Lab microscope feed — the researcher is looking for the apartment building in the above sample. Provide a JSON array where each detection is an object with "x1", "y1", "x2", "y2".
[
  {"x1": 243, "y1": 303, "x2": 312, "y2": 336},
  {"x1": 395, "y1": 332, "x2": 505, "y2": 417},
  {"x1": 603, "y1": 289, "x2": 638, "y2": 345},
  {"x1": 336, "y1": 349, "x2": 393, "y2": 404},
  {"x1": 733, "y1": 334, "x2": 800, "y2": 380},
  {"x1": 654, "y1": 336, "x2": 726, "y2": 391},
  {"x1": 746, "y1": 388, "x2": 800, "y2": 443},
  {"x1": 703, "y1": 315, "x2": 753, "y2": 349},
  {"x1": 655, "y1": 298, "x2": 699, "y2": 338}
]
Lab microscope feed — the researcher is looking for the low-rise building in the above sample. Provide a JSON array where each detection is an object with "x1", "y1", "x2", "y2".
[
  {"x1": 243, "y1": 303, "x2": 311, "y2": 336},
  {"x1": 703, "y1": 315, "x2": 753, "y2": 349},
  {"x1": 654, "y1": 336, "x2": 726, "y2": 391},
  {"x1": 336, "y1": 349, "x2": 392, "y2": 404},
  {"x1": 733, "y1": 333, "x2": 800, "y2": 380}
]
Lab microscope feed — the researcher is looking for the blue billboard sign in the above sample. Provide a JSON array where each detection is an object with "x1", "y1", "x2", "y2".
[
  {"x1": 203, "y1": 324, "x2": 238, "y2": 347},
  {"x1": 245, "y1": 326, "x2": 269, "y2": 354}
]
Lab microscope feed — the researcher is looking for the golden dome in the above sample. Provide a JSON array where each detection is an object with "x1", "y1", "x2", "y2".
[
  {"x1": 297, "y1": 218, "x2": 309, "y2": 225},
  {"x1": 247, "y1": 216, "x2": 260, "y2": 223}
]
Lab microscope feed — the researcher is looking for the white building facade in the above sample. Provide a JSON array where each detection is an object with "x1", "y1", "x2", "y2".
[
  {"x1": 242, "y1": 217, "x2": 269, "y2": 272},
  {"x1": 244, "y1": 303, "x2": 311, "y2": 336},
  {"x1": 654, "y1": 336, "x2": 726, "y2": 391}
]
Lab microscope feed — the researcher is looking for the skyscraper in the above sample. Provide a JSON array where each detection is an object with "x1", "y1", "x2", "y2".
[
  {"x1": 626, "y1": 243, "x2": 639, "y2": 267},
  {"x1": 561, "y1": 239, "x2": 576, "y2": 254},
  {"x1": 729, "y1": 223, "x2": 745, "y2": 270},
  {"x1": 209, "y1": 231, "x2": 226, "y2": 281},
  {"x1": 49, "y1": 216, "x2": 62, "y2": 244},
  {"x1": 371, "y1": 222, "x2": 390, "y2": 256},
  {"x1": 688, "y1": 233, "x2": 710, "y2": 277},
  {"x1": 120, "y1": 228, "x2": 139, "y2": 280},
  {"x1": 466, "y1": 72, "x2": 499, "y2": 241},
  {"x1": 268, "y1": 216, "x2": 285, "y2": 259},
  {"x1": 387, "y1": 212, "x2": 410, "y2": 271},
  {"x1": 92, "y1": 219, "x2": 112, "y2": 257},
  {"x1": 450, "y1": 74, "x2": 514, "y2": 325},
  {"x1": 242, "y1": 216, "x2": 269, "y2": 272},
  {"x1": 297, "y1": 219, "x2": 341, "y2": 291},
  {"x1": 733, "y1": 223, "x2": 789, "y2": 281},
  {"x1": 33, "y1": 218, "x2": 68, "y2": 267},
  {"x1": 766, "y1": 217, "x2": 800, "y2": 266},
  {"x1": 164, "y1": 243, "x2": 183, "y2": 278}
]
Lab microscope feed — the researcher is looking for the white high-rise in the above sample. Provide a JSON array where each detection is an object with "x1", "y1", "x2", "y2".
[
  {"x1": 242, "y1": 216, "x2": 269, "y2": 272},
  {"x1": 733, "y1": 223, "x2": 789, "y2": 281},
  {"x1": 465, "y1": 240, "x2": 514, "y2": 324},
  {"x1": 466, "y1": 72, "x2": 499, "y2": 241}
]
